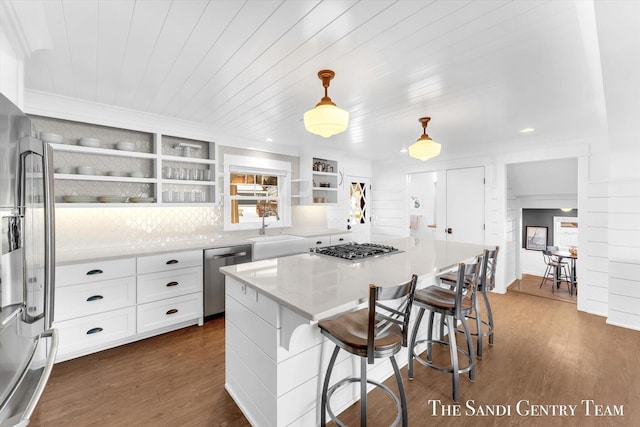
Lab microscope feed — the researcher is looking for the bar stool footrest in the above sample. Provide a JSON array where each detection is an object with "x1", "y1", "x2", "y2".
[
  {"x1": 411, "y1": 338, "x2": 474, "y2": 375},
  {"x1": 325, "y1": 376, "x2": 403, "y2": 427}
]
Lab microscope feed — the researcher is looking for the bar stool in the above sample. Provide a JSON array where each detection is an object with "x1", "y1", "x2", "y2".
[
  {"x1": 439, "y1": 247, "x2": 499, "y2": 358},
  {"x1": 319, "y1": 274, "x2": 418, "y2": 427},
  {"x1": 540, "y1": 250, "x2": 571, "y2": 293},
  {"x1": 408, "y1": 259, "x2": 481, "y2": 403}
]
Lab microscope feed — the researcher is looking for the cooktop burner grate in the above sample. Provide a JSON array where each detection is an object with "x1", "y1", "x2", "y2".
[{"x1": 310, "y1": 242, "x2": 401, "y2": 261}]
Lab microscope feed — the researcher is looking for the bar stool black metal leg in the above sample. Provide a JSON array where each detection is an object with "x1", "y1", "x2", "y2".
[
  {"x1": 482, "y1": 291, "x2": 494, "y2": 346},
  {"x1": 360, "y1": 357, "x2": 367, "y2": 427},
  {"x1": 321, "y1": 345, "x2": 340, "y2": 427},
  {"x1": 445, "y1": 314, "x2": 460, "y2": 402},
  {"x1": 460, "y1": 315, "x2": 475, "y2": 382},
  {"x1": 408, "y1": 307, "x2": 425, "y2": 380},
  {"x1": 390, "y1": 355, "x2": 408, "y2": 427},
  {"x1": 427, "y1": 311, "x2": 435, "y2": 362},
  {"x1": 472, "y1": 290, "x2": 483, "y2": 358}
]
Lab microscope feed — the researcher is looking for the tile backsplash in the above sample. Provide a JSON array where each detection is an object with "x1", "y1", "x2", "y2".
[{"x1": 55, "y1": 206, "x2": 223, "y2": 252}]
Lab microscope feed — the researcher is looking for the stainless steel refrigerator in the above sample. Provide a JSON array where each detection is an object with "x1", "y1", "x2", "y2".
[{"x1": 0, "y1": 92, "x2": 57, "y2": 426}]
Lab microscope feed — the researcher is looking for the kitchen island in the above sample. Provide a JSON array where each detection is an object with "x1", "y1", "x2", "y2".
[{"x1": 220, "y1": 237, "x2": 489, "y2": 427}]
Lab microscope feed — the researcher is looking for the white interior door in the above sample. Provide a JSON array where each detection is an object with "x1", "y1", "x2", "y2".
[
  {"x1": 347, "y1": 176, "x2": 370, "y2": 243},
  {"x1": 445, "y1": 167, "x2": 485, "y2": 244}
]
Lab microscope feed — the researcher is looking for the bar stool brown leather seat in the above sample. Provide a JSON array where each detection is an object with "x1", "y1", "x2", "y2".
[
  {"x1": 439, "y1": 247, "x2": 499, "y2": 358},
  {"x1": 318, "y1": 274, "x2": 418, "y2": 427},
  {"x1": 408, "y1": 259, "x2": 482, "y2": 402}
]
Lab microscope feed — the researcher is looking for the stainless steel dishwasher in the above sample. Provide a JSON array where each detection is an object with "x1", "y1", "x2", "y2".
[{"x1": 204, "y1": 245, "x2": 252, "y2": 318}]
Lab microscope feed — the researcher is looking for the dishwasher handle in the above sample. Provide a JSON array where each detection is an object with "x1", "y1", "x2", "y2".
[{"x1": 210, "y1": 251, "x2": 248, "y2": 260}]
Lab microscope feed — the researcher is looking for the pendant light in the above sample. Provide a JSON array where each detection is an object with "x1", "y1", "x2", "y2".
[
  {"x1": 303, "y1": 70, "x2": 349, "y2": 138},
  {"x1": 408, "y1": 117, "x2": 441, "y2": 161}
]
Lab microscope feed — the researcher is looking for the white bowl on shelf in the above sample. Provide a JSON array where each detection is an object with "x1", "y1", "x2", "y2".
[
  {"x1": 79, "y1": 137, "x2": 101, "y2": 148},
  {"x1": 40, "y1": 132, "x2": 64, "y2": 143},
  {"x1": 54, "y1": 166, "x2": 74, "y2": 174},
  {"x1": 129, "y1": 171, "x2": 145, "y2": 178},
  {"x1": 76, "y1": 166, "x2": 95, "y2": 175},
  {"x1": 116, "y1": 141, "x2": 136, "y2": 151}
]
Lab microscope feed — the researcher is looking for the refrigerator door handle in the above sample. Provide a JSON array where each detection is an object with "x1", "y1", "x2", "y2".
[
  {"x1": 42, "y1": 142, "x2": 56, "y2": 330},
  {"x1": 17, "y1": 137, "x2": 56, "y2": 329},
  {"x1": 19, "y1": 328, "x2": 59, "y2": 425}
]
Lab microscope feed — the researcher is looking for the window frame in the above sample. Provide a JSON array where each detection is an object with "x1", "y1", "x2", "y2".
[{"x1": 223, "y1": 154, "x2": 292, "y2": 231}]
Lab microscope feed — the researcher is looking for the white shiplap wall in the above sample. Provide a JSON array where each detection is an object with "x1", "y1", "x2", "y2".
[
  {"x1": 371, "y1": 169, "x2": 407, "y2": 242},
  {"x1": 580, "y1": 182, "x2": 609, "y2": 316},
  {"x1": 505, "y1": 185, "x2": 518, "y2": 286},
  {"x1": 607, "y1": 179, "x2": 640, "y2": 330}
]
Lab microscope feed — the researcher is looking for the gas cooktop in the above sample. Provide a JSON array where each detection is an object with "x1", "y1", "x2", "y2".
[{"x1": 309, "y1": 242, "x2": 401, "y2": 261}]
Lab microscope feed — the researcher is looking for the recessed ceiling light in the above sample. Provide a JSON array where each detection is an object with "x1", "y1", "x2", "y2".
[
  {"x1": 266, "y1": 138, "x2": 273, "y2": 142},
  {"x1": 519, "y1": 127, "x2": 535, "y2": 133},
  {"x1": 400, "y1": 147, "x2": 408, "y2": 153}
]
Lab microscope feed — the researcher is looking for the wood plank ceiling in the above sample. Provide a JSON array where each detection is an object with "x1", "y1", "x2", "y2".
[{"x1": 8, "y1": 0, "x2": 601, "y2": 162}]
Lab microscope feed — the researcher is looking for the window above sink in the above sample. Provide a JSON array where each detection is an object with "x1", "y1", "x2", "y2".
[{"x1": 223, "y1": 154, "x2": 292, "y2": 231}]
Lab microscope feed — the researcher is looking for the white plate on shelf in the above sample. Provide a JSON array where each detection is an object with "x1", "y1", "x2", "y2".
[
  {"x1": 116, "y1": 141, "x2": 136, "y2": 151},
  {"x1": 129, "y1": 197, "x2": 155, "y2": 203},
  {"x1": 63, "y1": 195, "x2": 97, "y2": 203},
  {"x1": 98, "y1": 196, "x2": 128, "y2": 203},
  {"x1": 79, "y1": 137, "x2": 101, "y2": 148},
  {"x1": 40, "y1": 132, "x2": 64, "y2": 143}
]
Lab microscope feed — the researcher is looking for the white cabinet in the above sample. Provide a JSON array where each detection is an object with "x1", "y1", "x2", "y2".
[
  {"x1": 331, "y1": 233, "x2": 351, "y2": 245},
  {"x1": 137, "y1": 250, "x2": 202, "y2": 275},
  {"x1": 137, "y1": 250, "x2": 203, "y2": 334},
  {"x1": 30, "y1": 115, "x2": 216, "y2": 206},
  {"x1": 309, "y1": 235, "x2": 331, "y2": 248},
  {"x1": 54, "y1": 250, "x2": 203, "y2": 362}
]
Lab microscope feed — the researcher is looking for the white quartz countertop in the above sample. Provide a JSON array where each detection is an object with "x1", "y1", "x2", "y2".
[
  {"x1": 55, "y1": 227, "x2": 348, "y2": 264},
  {"x1": 220, "y1": 237, "x2": 490, "y2": 322}
]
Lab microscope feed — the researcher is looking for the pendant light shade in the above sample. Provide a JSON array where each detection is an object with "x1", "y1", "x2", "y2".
[
  {"x1": 408, "y1": 117, "x2": 441, "y2": 161},
  {"x1": 304, "y1": 70, "x2": 349, "y2": 138}
]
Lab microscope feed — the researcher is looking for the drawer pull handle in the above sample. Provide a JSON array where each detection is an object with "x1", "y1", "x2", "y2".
[
  {"x1": 166, "y1": 309, "x2": 179, "y2": 315},
  {"x1": 166, "y1": 259, "x2": 179, "y2": 265},
  {"x1": 338, "y1": 237, "x2": 344, "y2": 241},
  {"x1": 86, "y1": 295, "x2": 104, "y2": 302},
  {"x1": 86, "y1": 269, "x2": 103, "y2": 275},
  {"x1": 316, "y1": 241, "x2": 323, "y2": 245},
  {"x1": 86, "y1": 327, "x2": 103, "y2": 335},
  {"x1": 166, "y1": 281, "x2": 179, "y2": 287}
]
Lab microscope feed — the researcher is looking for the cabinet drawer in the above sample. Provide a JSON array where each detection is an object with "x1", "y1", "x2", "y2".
[
  {"x1": 54, "y1": 307, "x2": 136, "y2": 358},
  {"x1": 137, "y1": 250, "x2": 202, "y2": 275},
  {"x1": 330, "y1": 234, "x2": 350, "y2": 245},
  {"x1": 57, "y1": 258, "x2": 136, "y2": 287},
  {"x1": 137, "y1": 267, "x2": 202, "y2": 304},
  {"x1": 55, "y1": 277, "x2": 136, "y2": 321},
  {"x1": 309, "y1": 235, "x2": 331, "y2": 248},
  {"x1": 137, "y1": 293, "x2": 202, "y2": 334}
]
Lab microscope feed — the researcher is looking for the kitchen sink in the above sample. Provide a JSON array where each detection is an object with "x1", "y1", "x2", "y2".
[{"x1": 248, "y1": 234, "x2": 310, "y2": 260}]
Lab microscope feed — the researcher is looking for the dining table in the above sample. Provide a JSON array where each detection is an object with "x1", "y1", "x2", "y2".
[{"x1": 552, "y1": 250, "x2": 577, "y2": 295}]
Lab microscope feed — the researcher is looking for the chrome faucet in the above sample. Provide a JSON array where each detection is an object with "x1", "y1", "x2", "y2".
[{"x1": 259, "y1": 209, "x2": 280, "y2": 235}]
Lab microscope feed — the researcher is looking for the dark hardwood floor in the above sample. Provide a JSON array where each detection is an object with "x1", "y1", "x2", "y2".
[{"x1": 31, "y1": 289, "x2": 639, "y2": 426}]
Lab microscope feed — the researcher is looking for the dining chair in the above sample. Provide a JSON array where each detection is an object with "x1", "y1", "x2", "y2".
[{"x1": 540, "y1": 250, "x2": 571, "y2": 293}]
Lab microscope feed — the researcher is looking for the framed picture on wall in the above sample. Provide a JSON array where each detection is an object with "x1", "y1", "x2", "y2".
[{"x1": 525, "y1": 226, "x2": 548, "y2": 251}]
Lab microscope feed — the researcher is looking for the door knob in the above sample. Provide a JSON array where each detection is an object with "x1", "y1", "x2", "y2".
[{"x1": 446, "y1": 228, "x2": 453, "y2": 234}]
